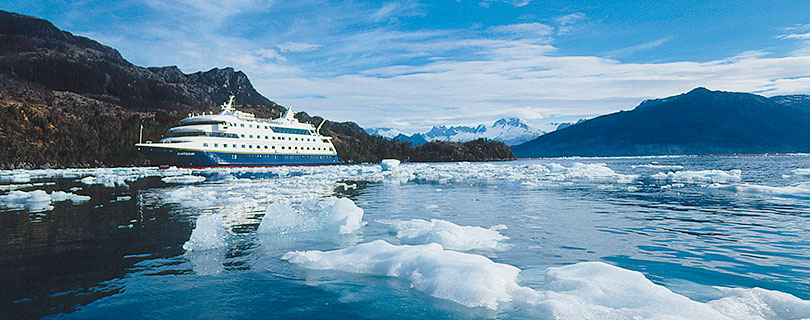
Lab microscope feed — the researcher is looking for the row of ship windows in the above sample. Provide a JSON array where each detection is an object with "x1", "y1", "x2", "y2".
[
  {"x1": 226, "y1": 122, "x2": 311, "y2": 135},
  {"x1": 239, "y1": 135, "x2": 328, "y2": 143},
  {"x1": 231, "y1": 155, "x2": 336, "y2": 160},
  {"x1": 169, "y1": 132, "x2": 328, "y2": 143},
  {"x1": 203, "y1": 143, "x2": 334, "y2": 152}
]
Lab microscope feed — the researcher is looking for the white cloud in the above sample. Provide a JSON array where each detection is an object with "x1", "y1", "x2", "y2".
[
  {"x1": 277, "y1": 42, "x2": 321, "y2": 53},
  {"x1": 779, "y1": 32, "x2": 810, "y2": 40},
  {"x1": 608, "y1": 36, "x2": 673, "y2": 57},
  {"x1": 777, "y1": 28, "x2": 810, "y2": 56},
  {"x1": 57, "y1": 2, "x2": 810, "y2": 132},
  {"x1": 480, "y1": 0, "x2": 531, "y2": 7},
  {"x1": 554, "y1": 12, "x2": 586, "y2": 34},
  {"x1": 488, "y1": 23, "x2": 554, "y2": 39},
  {"x1": 253, "y1": 48, "x2": 287, "y2": 62},
  {"x1": 554, "y1": 12, "x2": 586, "y2": 26}
]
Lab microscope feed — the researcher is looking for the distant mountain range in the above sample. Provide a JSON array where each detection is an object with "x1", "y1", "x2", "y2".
[
  {"x1": 512, "y1": 87, "x2": 810, "y2": 158},
  {"x1": 367, "y1": 117, "x2": 543, "y2": 146},
  {"x1": 0, "y1": 10, "x2": 512, "y2": 167}
]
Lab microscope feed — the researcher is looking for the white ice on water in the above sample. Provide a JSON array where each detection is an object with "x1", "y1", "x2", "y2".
[
  {"x1": 183, "y1": 214, "x2": 227, "y2": 251},
  {"x1": 632, "y1": 164, "x2": 685, "y2": 170},
  {"x1": 791, "y1": 168, "x2": 810, "y2": 177},
  {"x1": 282, "y1": 240, "x2": 536, "y2": 309},
  {"x1": 380, "y1": 159, "x2": 400, "y2": 171},
  {"x1": 709, "y1": 182, "x2": 810, "y2": 198},
  {"x1": 0, "y1": 189, "x2": 90, "y2": 211},
  {"x1": 284, "y1": 241, "x2": 810, "y2": 318},
  {"x1": 258, "y1": 197, "x2": 365, "y2": 235},
  {"x1": 0, "y1": 173, "x2": 31, "y2": 183},
  {"x1": 652, "y1": 169, "x2": 742, "y2": 184},
  {"x1": 378, "y1": 218, "x2": 508, "y2": 251},
  {"x1": 162, "y1": 175, "x2": 206, "y2": 184},
  {"x1": 533, "y1": 262, "x2": 810, "y2": 319},
  {"x1": 50, "y1": 191, "x2": 91, "y2": 203}
]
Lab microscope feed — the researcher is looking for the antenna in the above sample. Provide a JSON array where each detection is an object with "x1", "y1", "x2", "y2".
[{"x1": 316, "y1": 119, "x2": 326, "y2": 135}]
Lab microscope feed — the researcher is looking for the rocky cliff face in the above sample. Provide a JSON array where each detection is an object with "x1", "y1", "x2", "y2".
[{"x1": 0, "y1": 10, "x2": 272, "y2": 110}]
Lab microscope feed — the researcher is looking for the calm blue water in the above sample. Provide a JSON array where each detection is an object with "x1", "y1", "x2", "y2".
[{"x1": 1, "y1": 155, "x2": 809, "y2": 319}]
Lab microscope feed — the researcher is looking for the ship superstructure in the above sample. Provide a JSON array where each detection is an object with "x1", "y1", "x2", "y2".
[{"x1": 135, "y1": 97, "x2": 338, "y2": 167}]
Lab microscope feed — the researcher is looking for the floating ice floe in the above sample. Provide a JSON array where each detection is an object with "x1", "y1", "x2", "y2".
[
  {"x1": 282, "y1": 240, "x2": 536, "y2": 309},
  {"x1": 0, "y1": 189, "x2": 90, "y2": 212},
  {"x1": 258, "y1": 197, "x2": 365, "y2": 235},
  {"x1": 708, "y1": 182, "x2": 810, "y2": 198},
  {"x1": 791, "y1": 168, "x2": 810, "y2": 177},
  {"x1": 80, "y1": 175, "x2": 129, "y2": 188},
  {"x1": 50, "y1": 191, "x2": 91, "y2": 203},
  {"x1": 284, "y1": 241, "x2": 810, "y2": 318},
  {"x1": 162, "y1": 175, "x2": 206, "y2": 184},
  {"x1": 380, "y1": 159, "x2": 401, "y2": 171},
  {"x1": 0, "y1": 173, "x2": 31, "y2": 183},
  {"x1": 543, "y1": 163, "x2": 638, "y2": 184},
  {"x1": 652, "y1": 169, "x2": 742, "y2": 184},
  {"x1": 183, "y1": 214, "x2": 227, "y2": 251},
  {"x1": 632, "y1": 164, "x2": 685, "y2": 170},
  {"x1": 531, "y1": 261, "x2": 810, "y2": 319},
  {"x1": 378, "y1": 218, "x2": 508, "y2": 251}
]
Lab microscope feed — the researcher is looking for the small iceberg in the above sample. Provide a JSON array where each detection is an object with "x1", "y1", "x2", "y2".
[
  {"x1": 183, "y1": 214, "x2": 227, "y2": 251},
  {"x1": 0, "y1": 189, "x2": 91, "y2": 212},
  {"x1": 282, "y1": 240, "x2": 534, "y2": 309},
  {"x1": 258, "y1": 197, "x2": 365, "y2": 235},
  {"x1": 380, "y1": 159, "x2": 401, "y2": 171},
  {"x1": 378, "y1": 218, "x2": 508, "y2": 251},
  {"x1": 162, "y1": 175, "x2": 206, "y2": 184}
]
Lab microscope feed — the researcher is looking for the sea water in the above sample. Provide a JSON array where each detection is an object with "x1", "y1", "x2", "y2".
[{"x1": 1, "y1": 155, "x2": 810, "y2": 319}]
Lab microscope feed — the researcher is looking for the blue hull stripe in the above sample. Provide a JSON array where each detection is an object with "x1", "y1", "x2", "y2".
[{"x1": 137, "y1": 146, "x2": 339, "y2": 167}]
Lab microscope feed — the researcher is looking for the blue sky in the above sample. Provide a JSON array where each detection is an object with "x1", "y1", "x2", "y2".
[{"x1": 4, "y1": 0, "x2": 810, "y2": 132}]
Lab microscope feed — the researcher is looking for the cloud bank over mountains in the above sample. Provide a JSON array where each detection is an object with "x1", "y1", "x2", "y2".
[{"x1": 6, "y1": 0, "x2": 810, "y2": 131}]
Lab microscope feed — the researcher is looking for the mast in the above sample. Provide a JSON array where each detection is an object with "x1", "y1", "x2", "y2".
[
  {"x1": 221, "y1": 95, "x2": 235, "y2": 112},
  {"x1": 139, "y1": 123, "x2": 143, "y2": 144}
]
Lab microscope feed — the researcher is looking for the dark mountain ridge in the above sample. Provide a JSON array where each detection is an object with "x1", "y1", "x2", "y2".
[
  {"x1": 0, "y1": 10, "x2": 512, "y2": 167},
  {"x1": 0, "y1": 10, "x2": 272, "y2": 110},
  {"x1": 512, "y1": 88, "x2": 810, "y2": 158}
]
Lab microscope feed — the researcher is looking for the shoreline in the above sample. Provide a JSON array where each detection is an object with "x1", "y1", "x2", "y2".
[{"x1": 3, "y1": 153, "x2": 810, "y2": 172}]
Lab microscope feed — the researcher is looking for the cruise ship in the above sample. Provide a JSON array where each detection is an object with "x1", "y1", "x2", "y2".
[{"x1": 135, "y1": 97, "x2": 339, "y2": 167}]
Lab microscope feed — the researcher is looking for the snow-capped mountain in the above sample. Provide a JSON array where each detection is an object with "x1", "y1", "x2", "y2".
[
  {"x1": 367, "y1": 118, "x2": 542, "y2": 146},
  {"x1": 364, "y1": 128, "x2": 405, "y2": 139}
]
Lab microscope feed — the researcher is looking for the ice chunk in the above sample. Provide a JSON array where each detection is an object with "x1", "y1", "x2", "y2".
[
  {"x1": 534, "y1": 261, "x2": 729, "y2": 319},
  {"x1": 0, "y1": 189, "x2": 89, "y2": 211},
  {"x1": 282, "y1": 240, "x2": 537, "y2": 309},
  {"x1": 380, "y1": 159, "x2": 400, "y2": 171},
  {"x1": 50, "y1": 191, "x2": 91, "y2": 203},
  {"x1": 708, "y1": 183, "x2": 810, "y2": 198},
  {"x1": 79, "y1": 175, "x2": 128, "y2": 188},
  {"x1": 258, "y1": 197, "x2": 365, "y2": 235},
  {"x1": 708, "y1": 287, "x2": 810, "y2": 319},
  {"x1": 378, "y1": 218, "x2": 508, "y2": 251},
  {"x1": 0, "y1": 173, "x2": 31, "y2": 183},
  {"x1": 183, "y1": 214, "x2": 227, "y2": 251},
  {"x1": 532, "y1": 262, "x2": 810, "y2": 319},
  {"x1": 632, "y1": 164, "x2": 685, "y2": 170},
  {"x1": 1, "y1": 190, "x2": 51, "y2": 204},
  {"x1": 545, "y1": 163, "x2": 638, "y2": 184},
  {"x1": 652, "y1": 169, "x2": 742, "y2": 184},
  {"x1": 162, "y1": 175, "x2": 206, "y2": 184},
  {"x1": 791, "y1": 168, "x2": 810, "y2": 177}
]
